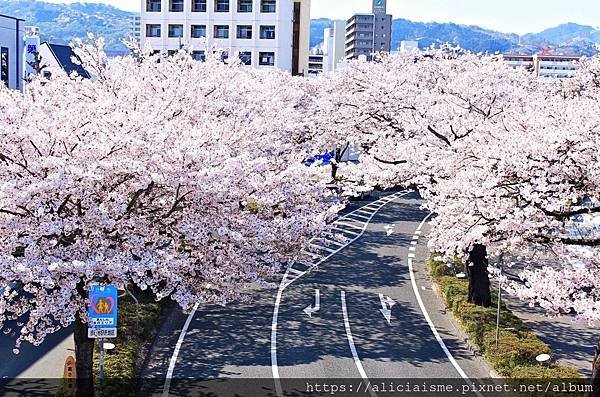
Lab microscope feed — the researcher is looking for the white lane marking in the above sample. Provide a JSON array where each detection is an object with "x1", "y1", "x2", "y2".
[
  {"x1": 415, "y1": 230, "x2": 422, "y2": 235},
  {"x1": 409, "y1": 247, "x2": 416, "y2": 251},
  {"x1": 317, "y1": 238, "x2": 345, "y2": 247},
  {"x1": 288, "y1": 268, "x2": 304, "y2": 276},
  {"x1": 271, "y1": 191, "x2": 409, "y2": 396},
  {"x1": 162, "y1": 302, "x2": 200, "y2": 397},
  {"x1": 408, "y1": 214, "x2": 482, "y2": 397},
  {"x1": 410, "y1": 241, "x2": 417, "y2": 245},
  {"x1": 346, "y1": 214, "x2": 371, "y2": 221},
  {"x1": 341, "y1": 291, "x2": 377, "y2": 397},
  {"x1": 356, "y1": 209, "x2": 375, "y2": 215},
  {"x1": 335, "y1": 222, "x2": 364, "y2": 230},
  {"x1": 412, "y1": 235, "x2": 420, "y2": 240},
  {"x1": 310, "y1": 243, "x2": 337, "y2": 254},
  {"x1": 378, "y1": 293, "x2": 395, "y2": 324},
  {"x1": 303, "y1": 289, "x2": 321, "y2": 317},
  {"x1": 332, "y1": 227, "x2": 360, "y2": 236}
]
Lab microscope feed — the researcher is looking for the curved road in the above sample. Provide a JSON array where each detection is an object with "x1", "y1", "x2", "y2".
[{"x1": 146, "y1": 191, "x2": 492, "y2": 397}]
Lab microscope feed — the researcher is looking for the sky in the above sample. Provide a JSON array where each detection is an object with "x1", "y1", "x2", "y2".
[{"x1": 43, "y1": 0, "x2": 600, "y2": 35}]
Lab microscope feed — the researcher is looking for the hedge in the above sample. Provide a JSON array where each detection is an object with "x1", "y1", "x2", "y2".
[{"x1": 428, "y1": 254, "x2": 582, "y2": 383}]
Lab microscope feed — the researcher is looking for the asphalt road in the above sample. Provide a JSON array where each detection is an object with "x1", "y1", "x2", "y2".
[{"x1": 144, "y1": 191, "x2": 493, "y2": 397}]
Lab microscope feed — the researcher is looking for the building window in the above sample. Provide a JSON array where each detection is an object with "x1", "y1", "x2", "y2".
[
  {"x1": 214, "y1": 25, "x2": 230, "y2": 39},
  {"x1": 237, "y1": 25, "x2": 252, "y2": 39},
  {"x1": 261, "y1": 0, "x2": 276, "y2": 13},
  {"x1": 192, "y1": 0, "x2": 207, "y2": 11},
  {"x1": 146, "y1": 0, "x2": 161, "y2": 12},
  {"x1": 0, "y1": 47, "x2": 8, "y2": 87},
  {"x1": 259, "y1": 51, "x2": 274, "y2": 66},
  {"x1": 238, "y1": 0, "x2": 252, "y2": 12},
  {"x1": 215, "y1": 0, "x2": 230, "y2": 12},
  {"x1": 260, "y1": 25, "x2": 275, "y2": 39},
  {"x1": 168, "y1": 24, "x2": 184, "y2": 38},
  {"x1": 170, "y1": 0, "x2": 184, "y2": 12},
  {"x1": 214, "y1": 50, "x2": 229, "y2": 62},
  {"x1": 239, "y1": 51, "x2": 252, "y2": 65},
  {"x1": 146, "y1": 24, "x2": 161, "y2": 37},
  {"x1": 191, "y1": 25, "x2": 207, "y2": 38},
  {"x1": 192, "y1": 50, "x2": 206, "y2": 61}
]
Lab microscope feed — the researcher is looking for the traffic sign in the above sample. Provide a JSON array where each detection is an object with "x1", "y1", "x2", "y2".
[{"x1": 87, "y1": 284, "x2": 118, "y2": 339}]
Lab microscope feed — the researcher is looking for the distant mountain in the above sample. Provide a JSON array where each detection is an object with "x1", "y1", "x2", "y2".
[
  {"x1": 0, "y1": 0, "x2": 133, "y2": 53},
  {"x1": 524, "y1": 23, "x2": 600, "y2": 46},
  {"x1": 310, "y1": 18, "x2": 333, "y2": 48},
  {"x1": 0, "y1": 0, "x2": 596, "y2": 57},
  {"x1": 311, "y1": 18, "x2": 599, "y2": 56}
]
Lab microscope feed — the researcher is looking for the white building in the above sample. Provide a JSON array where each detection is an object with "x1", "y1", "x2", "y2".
[
  {"x1": 399, "y1": 40, "x2": 418, "y2": 53},
  {"x1": 140, "y1": 0, "x2": 311, "y2": 75},
  {"x1": 322, "y1": 20, "x2": 345, "y2": 71},
  {"x1": 0, "y1": 13, "x2": 25, "y2": 91},
  {"x1": 503, "y1": 54, "x2": 580, "y2": 79},
  {"x1": 307, "y1": 48, "x2": 325, "y2": 76}
]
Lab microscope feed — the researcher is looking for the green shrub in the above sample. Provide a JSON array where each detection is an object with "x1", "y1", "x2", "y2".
[
  {"x1": 483, "y1": 330, "x2": 550, "y2": 374},
  {"x1": 427, "y1": 253, "x2": 581, "y2": 385}
]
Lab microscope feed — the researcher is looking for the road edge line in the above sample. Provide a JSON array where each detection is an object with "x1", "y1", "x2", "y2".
[
  {"x1": 162, "y1": 302, "x2": 200, "y2": 397},
  {"x1": 408, "y1": 214, "x2": 483, "y2": 397}
]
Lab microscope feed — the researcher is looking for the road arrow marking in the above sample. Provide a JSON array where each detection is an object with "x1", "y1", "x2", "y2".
[
  {"x1": 384, "y1": 224, "x2": 395, "y2": 236},
  {"x1": 379, "y1": 293, "x2": 395, "y2": 324},
  {"x1": 303, "y1": 289, "x2": 320, "y2": 317}
]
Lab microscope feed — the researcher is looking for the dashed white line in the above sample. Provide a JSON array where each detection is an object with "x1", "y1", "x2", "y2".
[{"x1": 408, "y1": 214, "x2": 482, "y2": 397}]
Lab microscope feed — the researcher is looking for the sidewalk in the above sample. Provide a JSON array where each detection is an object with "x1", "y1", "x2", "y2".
[{"x1": 504, "y1": 296, "x2": 597, "y2": 377}]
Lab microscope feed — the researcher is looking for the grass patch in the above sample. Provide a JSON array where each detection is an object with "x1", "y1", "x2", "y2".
[{"x1": 429, "y1": 254, "x2": 582, "y2": 385}]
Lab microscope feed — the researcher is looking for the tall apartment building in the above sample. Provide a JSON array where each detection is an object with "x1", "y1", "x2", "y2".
[
  {"x1": 131, "y1": 15, "x2": 142, "y2": 44},
  {"x1": 140, "y1": 0, "x2": 311, "y2": 75},
  {"x1": 503, "y1": 54, "x2": 581, "y2": 79},
  {"x1": 345, "y1": 0, "x2": 392, "y2": 60},
  {"x1": 0, "y1": 13, "x2": 25, "y2": 91}
]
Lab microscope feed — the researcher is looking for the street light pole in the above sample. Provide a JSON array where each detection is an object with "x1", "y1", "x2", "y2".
[{"x1": 99, "y1": 338, "x2": 105, "y2": 397}]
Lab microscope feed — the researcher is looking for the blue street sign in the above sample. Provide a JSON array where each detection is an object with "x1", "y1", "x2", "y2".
[{"x1": 87, "y1": 284, "x2": 118, "y2": 338}]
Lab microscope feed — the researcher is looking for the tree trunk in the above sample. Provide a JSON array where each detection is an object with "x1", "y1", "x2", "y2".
[
  {"x1": 466, "y1": 244, "x2": 492, "y2": 307},
  {"x1": 74, "y1": 283, "x2": 95, "y2": 397},
  {"x1": 591, "y1": 341, "x2": 600, "y2": 397}
]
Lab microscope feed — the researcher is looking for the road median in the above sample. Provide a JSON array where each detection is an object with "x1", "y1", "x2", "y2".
[{"x1": 428, "y1": 254, "x2": 582, "y2": 385}]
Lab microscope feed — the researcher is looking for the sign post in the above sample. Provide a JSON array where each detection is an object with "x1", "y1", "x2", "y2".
[{"x1": 87, "y1": 284, "x2": 118, "y2": 397}]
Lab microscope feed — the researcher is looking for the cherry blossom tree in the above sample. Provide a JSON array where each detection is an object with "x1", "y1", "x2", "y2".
[
  {"x1": 0, "y1": 38, "x2": 336, "y2": 396},
  {"x1": 315, "y1": 49, "x2": 539, "y2": 305},
  {"x1": 319, "y1": 48, "x2": 600, "y2": 380}
]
